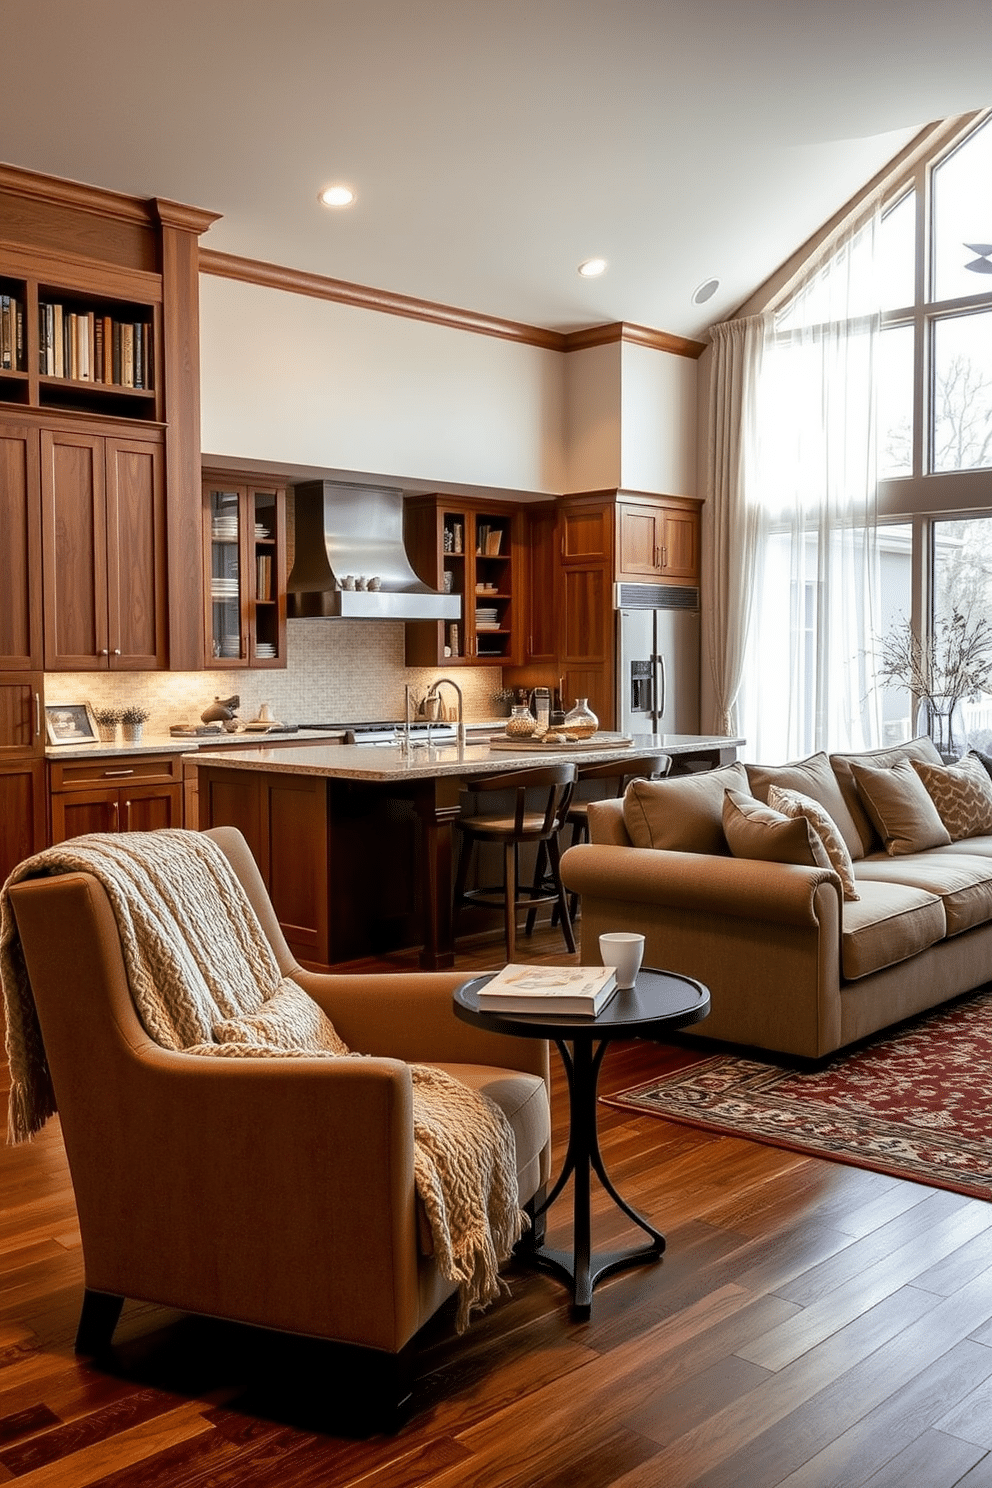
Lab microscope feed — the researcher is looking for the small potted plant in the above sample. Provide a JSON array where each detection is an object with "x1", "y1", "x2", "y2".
[
  {"x1": 491, "y1": 687, "x2": 516, "y2": 719},
  {"x1": 119, "y1": 704, "x2": 150, "y2": 744},
  {"x1": 92, "y1": 706, "x2": 121, "y2": 744}
]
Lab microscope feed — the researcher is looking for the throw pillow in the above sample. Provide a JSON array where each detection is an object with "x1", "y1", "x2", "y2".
[
  {"x1": 830, "y1": 736, "x2": 944, "y2": 856},
  {"x1": 722, "y1": 788, "x2": 833, "y2": 871},
  {"x1": 744, "y1": 751, "x2": 865, "y2": 861},
  {"x1": 969, "y1": 746, "x2": 992, "y2": 784},
  {"x1": 213, "y1": 979, "x2": 350, "y2": 1055},
  {"x1": 767, "y1": 784, "x2": 860, "y2": 899},
  {"x1": 622, "y1": 761, "x2": 750, "y2": 854},
  {"x1": 912, "y1": 753, "x2": 992, "y2": 841},
  {"x1": 847, "y1": 756, "x2": 951, "y2": 856}
]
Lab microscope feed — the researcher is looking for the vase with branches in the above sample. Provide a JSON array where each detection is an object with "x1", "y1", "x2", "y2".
[{"x1": 876, "y1": 610, "x2": 992, "y2": 760}]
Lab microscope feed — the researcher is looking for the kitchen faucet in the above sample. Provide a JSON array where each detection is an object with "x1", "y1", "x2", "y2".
[{"x1": 425, "y1": 677, "x2": 466, "y2": 747}]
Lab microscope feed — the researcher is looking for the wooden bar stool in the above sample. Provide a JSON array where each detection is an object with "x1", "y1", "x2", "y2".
[
  {"x1": 555, "y1": 752, "x2": 672, "y2": 925},
  {"x1": 453, "y1": 764, "x2": 577, "y2": 962}
]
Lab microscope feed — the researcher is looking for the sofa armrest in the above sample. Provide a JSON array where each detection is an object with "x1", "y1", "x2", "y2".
[
  {"x1": 560, "y1": 843, "x2": 839, "y2": 927},
  {"x1": 293, "y1": 969, "x2": 550, "y2": 1083},
  {"x1": 561, "y1": 843, "x2": 844, "y2": 1058}
]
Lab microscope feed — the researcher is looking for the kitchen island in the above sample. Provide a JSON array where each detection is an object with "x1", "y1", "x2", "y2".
[{"x1": 193, "y1": 732, "x2": 743, "y2": 969}]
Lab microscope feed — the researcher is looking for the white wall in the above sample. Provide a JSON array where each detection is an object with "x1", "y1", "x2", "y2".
[
  {"x1": 620, "y1": 341, "x2": 698, "y2": 496},
  {"x1": 562, "y1": 341, "x2": 622, "y2": 492},
  {"x1": 199, "y1": 275, "x2": 566, "y2": 494}
]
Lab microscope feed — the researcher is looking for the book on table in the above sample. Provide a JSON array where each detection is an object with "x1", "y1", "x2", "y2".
[{"x1": 476, "y1": 964, "x2": 618, "y2": 1015}]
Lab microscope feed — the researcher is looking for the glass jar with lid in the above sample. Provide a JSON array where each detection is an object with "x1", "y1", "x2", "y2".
[{"x1": 505, "y1": 704, "x2": 537, "y2": 738}]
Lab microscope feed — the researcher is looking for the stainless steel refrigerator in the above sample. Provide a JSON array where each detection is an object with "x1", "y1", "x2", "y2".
[{"x1": 616, "y1": 584, "x2": 700, "y2": 734}]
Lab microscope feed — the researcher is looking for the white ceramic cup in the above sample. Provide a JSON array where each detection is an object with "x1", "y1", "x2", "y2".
[{"x1": 599, "y1": 932, "x2": 645, "y2": 989}]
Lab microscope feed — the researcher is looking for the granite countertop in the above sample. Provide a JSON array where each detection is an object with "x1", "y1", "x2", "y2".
[
  {"x1": 43, "y1": 727, "x2": 349, "y2": 761},
  {"x1": 188, "y1": 733, "x2": 745, "y2": 783}
]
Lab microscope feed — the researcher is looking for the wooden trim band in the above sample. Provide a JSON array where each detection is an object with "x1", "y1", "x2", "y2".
[{"x1": 199, "y1": 248, "x2": 705, "y2": 358}]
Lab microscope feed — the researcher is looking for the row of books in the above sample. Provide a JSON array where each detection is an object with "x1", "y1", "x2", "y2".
[
  {"x1": 475, "y1": 524, "x2": 505, "y2": 556},
  {"x1": 38, "y1": 303, "x2": 153, "y2": 389},
  {"x1": 256, "y1": 553, "x2": 275, "y2": 603},
  {"x1": 1, "y1": 295, "x2": 23, "y2": 371}
]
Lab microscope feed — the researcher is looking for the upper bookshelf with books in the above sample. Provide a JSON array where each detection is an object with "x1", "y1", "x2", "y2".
[{"x1": 0, "y1": 272, "x2": 160, "y2": 422}]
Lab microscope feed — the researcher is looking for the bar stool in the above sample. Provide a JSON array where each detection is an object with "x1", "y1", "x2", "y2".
[
  {"x1": 554, "y1": 752, "x2": 672, "y2": 925},
  {"x1": 453, "y1": 763, "x2": 577, "y2": 962}
]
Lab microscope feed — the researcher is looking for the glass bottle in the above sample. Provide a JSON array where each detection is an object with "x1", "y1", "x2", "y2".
[{"x1": 563, "y1": 697, "x2": 598, "y2": 737}]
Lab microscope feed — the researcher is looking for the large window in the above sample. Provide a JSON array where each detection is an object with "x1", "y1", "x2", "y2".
[{"x1": 879, "y1": 115, "x2": 992, "y2": 485}]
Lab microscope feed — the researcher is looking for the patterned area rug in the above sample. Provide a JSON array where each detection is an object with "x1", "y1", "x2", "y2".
[{"x1": 606, "y1": 989, "x2": 992, "y2": 1201}]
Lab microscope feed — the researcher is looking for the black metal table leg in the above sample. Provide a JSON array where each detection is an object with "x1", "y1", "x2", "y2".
[{"x1": 527, "y1": 1035, "x2": 666, "y2": 1317}]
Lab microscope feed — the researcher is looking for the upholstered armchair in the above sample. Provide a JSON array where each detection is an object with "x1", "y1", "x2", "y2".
[{"x1": 5, "y1": 826, "x2": 551, "y2": 1415}]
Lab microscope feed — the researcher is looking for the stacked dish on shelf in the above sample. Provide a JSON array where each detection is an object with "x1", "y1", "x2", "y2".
[
  {"x1": 254, "y1": 523, "x2": 270, "y2": 540},
  {"x1": 255, "y1": 643, "x2": 276, "y2": 659},
  {"x1": 211, "y1": 516, "x2": 239, "y2": 541},
  {"x1": 475, "y1": 605, "x2": 499, "y2": 632}
]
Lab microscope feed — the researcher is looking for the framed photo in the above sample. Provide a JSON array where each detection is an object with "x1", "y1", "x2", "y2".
[{"x1": 45, "y1": 702, "x2": 99, "y2": 746}]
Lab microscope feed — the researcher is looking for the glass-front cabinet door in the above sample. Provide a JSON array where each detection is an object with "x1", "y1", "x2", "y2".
[{"x1": 203, "y1": 478, "x2": 286, "y2": 668}]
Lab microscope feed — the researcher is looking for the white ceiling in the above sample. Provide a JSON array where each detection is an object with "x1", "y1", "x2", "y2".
[{"x1": 2, "y1": 0, "x2": 989, "y2": 340}]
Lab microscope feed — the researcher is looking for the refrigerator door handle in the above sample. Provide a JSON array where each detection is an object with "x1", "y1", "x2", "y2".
[{"x1": 655, "y1": 652, "x2": 666, "y2": 727}]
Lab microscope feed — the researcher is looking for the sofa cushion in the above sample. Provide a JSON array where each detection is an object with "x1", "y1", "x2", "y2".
[
  {"x1": 744, "y1": 751, "x2": 865, "y2": 860},
  {"x1": 767, "y1": 785, "x2": 860, "y2": 900},
  {"x1": 829, "y1": 736, "x2": 943, "y2": 856},
  {"x1": 841, "y1": 879, "x2": 945, "y2": 980},
  {"x1": 912, "y1": 753, "x2": 992, "y2": 840},
  {"x1": 622, "y1": 762, "x2": 749, "y2": 853},
  {"x1": 854, "y1": 851, "x2": 992, "y2": 937},
  {"x1": 847, "y1": 756, "x2": 951, "y2": 855},
  {"x1": 722, "y1": 788, "x2": 833, "y2": 870}
]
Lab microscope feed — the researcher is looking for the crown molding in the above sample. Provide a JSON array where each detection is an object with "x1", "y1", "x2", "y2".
[{"x1": 198, "y1": 249, "x2": 704, "y2": 358}]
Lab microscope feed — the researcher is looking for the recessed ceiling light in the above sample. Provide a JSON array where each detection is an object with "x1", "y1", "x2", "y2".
[
  {"x1": 692, "y1": 277, "x2": 720, "y2": 305},
  {"x1": 319, "y1": 184, "x2": 356, "y2": 208},
  {"x1": 577, "y1": 258, "x2": 608, "y2": 278}
]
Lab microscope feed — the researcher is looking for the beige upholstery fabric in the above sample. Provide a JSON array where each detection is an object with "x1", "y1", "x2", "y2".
[
  {"x1": 722, "y1": 788, "x2": 833, "y2": 871},
  {"x1": 768, "y1": 785, "x2": 860, "y2": 900},
  {"x1": 213, "y1": 979, "x2": 350, "y2": 1053},
  {"x1": 848, "y1": 756, "x2": 951, "y2": 855},
  {"x1": 854, "y1": 851, "x2": 992, "y2": 937},
  {"x1": 745, "y1": 750, "x2": 865, "y2": 860},
  {"x1": 840, "y1": 880, "x2": 945, "y2": 980},
  {"x1": 913, "y1": 753, "x2": 992, "y2": 841},
  {"x1": 830, "y1": 736, "x2": 943, "y2": 856},
  {"x1": 622, "y1": 762, "x2": 749, "y2": 853}
]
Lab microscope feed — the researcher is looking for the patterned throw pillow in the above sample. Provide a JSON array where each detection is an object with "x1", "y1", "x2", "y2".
[
  {"x1": 722, "y1": 788, "x2": 833, "y2": 871},
  {"x1": 213, "y1": 979, "x2": 350, "y2": 1054},
  {"x1": 768, "y1": 784, "x2": 860, "y2": 900},
  {"x1": 912, "y1": 753, "x2": 992, "y2": 841}
]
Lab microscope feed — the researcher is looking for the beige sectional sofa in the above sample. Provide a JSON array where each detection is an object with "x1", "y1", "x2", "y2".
[{"x1": 559, "y1": 736, "x2": 992, "y2": 1060}]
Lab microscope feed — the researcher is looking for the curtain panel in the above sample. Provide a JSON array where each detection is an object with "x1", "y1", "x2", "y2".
[{"x1": 705, "y1": 208, "x2": 884, "y2": 762}]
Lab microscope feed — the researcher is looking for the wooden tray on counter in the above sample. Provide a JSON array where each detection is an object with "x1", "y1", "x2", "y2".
[{"x1": 488, "y1": 733, "x2": 634, "y2": 751}]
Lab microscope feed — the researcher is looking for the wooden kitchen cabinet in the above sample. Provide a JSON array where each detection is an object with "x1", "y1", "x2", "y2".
[
  {"x1": 0, "y1": 674, "x2": 47, "y2": 878},
  {"x1": 49, "y1": 752, "x2": 183, "y2": 843},
  {"x1": 617, "y1": 495, "x2": 699, "y2": 585},
  {"x1": 203, "y1": 476, "x2": 287, "y2": 668},
  {"x1": 404, "y1": 494, "x2": 521, "y2": 665},
  {"x1": 505, "y1": 489, "x2": 701, "y2": 728},
  {"x1": 41, "y1": 424, "x2": 167, "y2": 670},
  {"x1": 0, "y1": 425, "x2": 47, "y2": 874}
]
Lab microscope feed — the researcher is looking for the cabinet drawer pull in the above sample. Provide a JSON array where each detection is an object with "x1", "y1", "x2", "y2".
[
  {"x1": 103, "y1": 768, "x2": 135, "y2": 778},
  {"x1": 34, "y1": 692, "x2": 41, "y2": 738}
]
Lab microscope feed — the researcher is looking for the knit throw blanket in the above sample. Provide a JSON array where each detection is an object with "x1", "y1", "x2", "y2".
[{"x1": 0, "y1": 830, "x2": 525, "y2": 1329}]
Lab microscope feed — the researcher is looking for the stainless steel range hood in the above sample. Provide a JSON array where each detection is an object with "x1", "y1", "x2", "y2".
[{"x1": 286, "y1": 480, "x2": 461, "y2": 620}]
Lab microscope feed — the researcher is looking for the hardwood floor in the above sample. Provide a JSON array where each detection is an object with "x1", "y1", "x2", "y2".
[{"x1": 4, "y1": 923, "x2": 992, "y2": 1486}]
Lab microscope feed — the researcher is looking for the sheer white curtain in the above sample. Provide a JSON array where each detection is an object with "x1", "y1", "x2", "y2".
[{"x1": 708, "y1": 207, "x2": 884, "y2": 763}]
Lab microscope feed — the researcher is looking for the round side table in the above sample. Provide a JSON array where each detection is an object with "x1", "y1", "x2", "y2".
[{"x1": 453, "y1": 967, "x2": 710, "y2": 1317}]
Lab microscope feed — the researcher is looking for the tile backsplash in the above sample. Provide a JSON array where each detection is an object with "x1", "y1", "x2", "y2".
[{"x1": 45, "y1": 620, "x2": 502, "y2": 732}]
